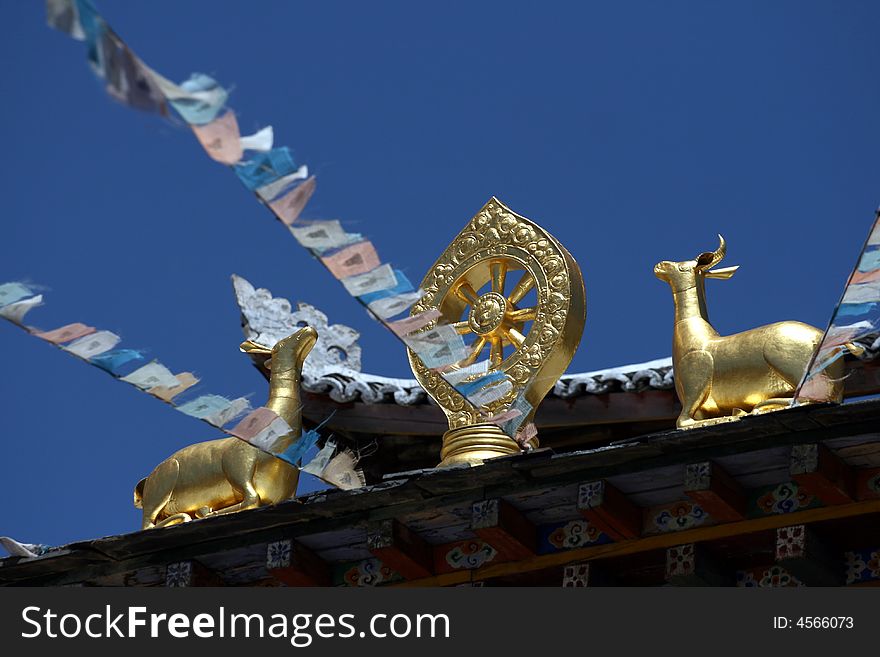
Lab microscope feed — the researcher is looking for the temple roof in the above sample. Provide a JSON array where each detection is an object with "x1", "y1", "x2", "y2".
[{"x1": 3, "y1": 397, "x2": 879, "y2": 586}]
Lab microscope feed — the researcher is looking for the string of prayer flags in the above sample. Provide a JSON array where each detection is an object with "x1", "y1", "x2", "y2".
[
  {"x1": 795, "y1": 210, "x2": 880, "y2": 402},
  {"x1": 0, "y1": 279, "x2": 355, "y2": 489},
  {"x1": 45, "y1": 0, "x2": 533, "y2": 446}
]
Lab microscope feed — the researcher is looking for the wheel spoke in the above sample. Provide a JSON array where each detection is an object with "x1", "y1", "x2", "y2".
[
  {"x1": 491, "y1": 261, "x2": 507, "y2": 295},
  {"x1": 460, "y1": 337, "x2": 487, "y2": 366},
  {"x1": 455, "y1": 282, "x2": 478, "y2": 305},
  {"x1": 507, "y1": 306, "x2": 537, "y2": 323},
  {"x1": 451, "y1": 321, "x2": 472, "y2": 335},
  {"x1": 508, "y1": 272, "x2": 534, "y2": 305},
  {"x1": 503, "y1": 327, "x2": 526, "y2": 349},
  {"x1": 489, "y1": 337, "x2": 504, "y2": 368}
]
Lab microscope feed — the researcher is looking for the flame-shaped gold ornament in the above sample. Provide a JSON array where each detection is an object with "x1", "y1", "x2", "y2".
[{"x1": 408, "y1": 198, "x2": 585, "y2": 466}]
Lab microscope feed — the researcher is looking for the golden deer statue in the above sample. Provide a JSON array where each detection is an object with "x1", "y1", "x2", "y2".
[
  {"x1": 134, "y1": 326, "x2": 317, "y2": 529},
  {"x1": 654, "y1": 236, "x2": 848, "y2": 429}
]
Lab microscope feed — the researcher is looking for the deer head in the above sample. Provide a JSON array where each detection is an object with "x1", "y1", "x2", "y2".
[{"x1": 654, "y1": 235, "x2": 740, "y2": 292}]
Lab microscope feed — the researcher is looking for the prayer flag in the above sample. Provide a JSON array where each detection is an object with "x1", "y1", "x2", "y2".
[
  {"x1": 277, "y1": 429, "x2": 321, "y2": 466},
  {"x1": 842, "y1": 281, "x2": 880, "y2": 305},
  {"x1": 248, "y1": 417, "x2": 294, "y2": 452},
  {"x1": 34, "y1": 323, "x2": 95, "y2": 344},
  {"x1": 290, "y1": 220, "x2": 351, "y2": 251},
  {"x1": 302, "y1": 439, "x2": 337, "y2": 476},
  {"x1": 46, "y1": 0, "x2": 86, "y2": 40},
  {"x1": 228, "y1": 407, "x2": 279, "y2": 441},
  {"x1": 341, "y1": 264, "x2": 398, "y2": 297},
  {"x1": 321, "y1": 241, "x2": 381, "y2": 279},
  {"x1": 0, "y1": 283, "x2": 36, "y2": 308},
  {"x1": 358, "y1": 270, "x2": 414, "y2": 304},
  {"x1": 0, "y1": 295, "x2": 43, "y2": 325},
  {"x1": 269, "y1": 176, "x2": 315, "y2": 225},
  {"x1": 403, "y1": 324, "x2": 469, "y2": 368},
  {"x1": 234, "y1": 147, "x2": 298, "y2": 190},
  {"x1": 857, "y1": 248, "x2": 880, "y2": 273},
  {"x1": 120, "y1": 361, "x2": 180, "y2": 390},
  {"x1": 148, "y1": 371, "x2": 199, "y2": 402},
  {"x1": 154, "y1": 72, "x2": 228, "y2": 125},
  {"x1": 62, "y1": 330, "x2": 120, "y2": 358},
  {"x1": 177, "y1": 395, "x2": 250, "y2": 427},
  {"x1": 89, "y1": 348, "x2": 144, "y2": 374},
  {"x1": 100, "y1": 30, "x2": 167, "y2": 114},
  {"x1": 239, "y1": 126, "x2": 273, "y2": 152},
  {"x1": 255, "y1": 166, "x2": 309, "y2": 202},
  {"x1": 366, "y1": 291, "x2": 423, "y2": 320},
  {"x1": 191, "y1": 111, "x2": 243, "y2": 164},
  {"x1": 387, "y1": 308, "x2": 441, "y2": 337}
]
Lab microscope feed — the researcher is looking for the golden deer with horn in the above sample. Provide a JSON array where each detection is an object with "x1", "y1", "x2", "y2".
[
  {"x1": 134, "y1": 326, "x2": 317, "y2": 529},
  {"x1": 654, "y1": 236, "x2": 850, "y2": 429}
]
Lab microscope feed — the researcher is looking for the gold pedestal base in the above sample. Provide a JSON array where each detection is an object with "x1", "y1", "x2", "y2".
[{"x1": 439, "y1": 423, "x2": 536, "y2": 467}]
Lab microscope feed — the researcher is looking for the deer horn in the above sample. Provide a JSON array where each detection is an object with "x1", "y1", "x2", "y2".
[{"x1": 696, "y1": 234, "x2": 726, "y2": 270}]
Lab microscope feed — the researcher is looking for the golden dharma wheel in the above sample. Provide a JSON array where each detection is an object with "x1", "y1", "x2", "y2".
[{"x1": 408, "y1": 197, "x2": 586, "y2": 466}]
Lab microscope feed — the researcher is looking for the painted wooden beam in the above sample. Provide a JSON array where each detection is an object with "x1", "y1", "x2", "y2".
[
  {"x1": 471, "y1": 499, "x2": 537, "y2": 561},
  {"x1": 266, "y1": 539, "x2": 330, "y2": 586},
  {"x1": 577, "y1": 480, "x2": 642, "y2": 540},
  {"x1": 790, "y1": 443, "x2": 855, "y2": 505},
  {"x1": 561, "y1": 561, "x2": 616, "y2": 587},
  {"x1": 367, "y1": 519, "x2": 433, "y2": 580},
  {"x1": 665, "y1": 543, "x2": 730, "y2": 586},
  {"x1": 393, "y1": 498, "x2": 880, "y2": 587},
  {"x1": 855, "y1": 467, "x2": 880, "y2": 501},
  {"x1": 775, "y1": 525, "x2": 843, "y2": 586},
  {"x1": 164, "y1": 560, "x2": 223, "y2": 587},
  {"x1": 684, "y1": 461, "x2": 746, "y2": 522}
]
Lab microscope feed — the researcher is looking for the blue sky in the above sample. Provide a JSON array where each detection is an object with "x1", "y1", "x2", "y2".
[{"x1": 1, "y1": 1, "x2": 878, "y2": 548}]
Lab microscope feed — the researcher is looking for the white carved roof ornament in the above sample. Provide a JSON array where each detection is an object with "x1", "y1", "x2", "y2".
[
  {"x1": 232, "y1": 274, "x2": 362, "y2": 376},
  {"x1": 231, "y1": 275, "x2": 879, "y2": 406}
]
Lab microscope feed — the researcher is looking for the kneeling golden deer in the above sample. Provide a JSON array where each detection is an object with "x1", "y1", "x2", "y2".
[
  {"x1": 134, "y1": 326, "x2": 317, "y2": 529},
  {"x1": 654, "y1": 236, "x2": 848, "y2": 429}
]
